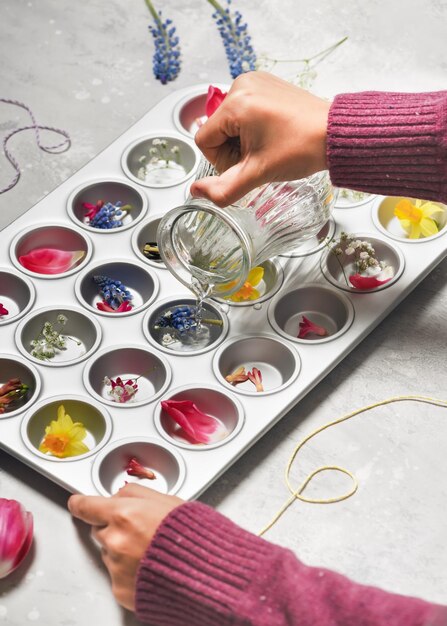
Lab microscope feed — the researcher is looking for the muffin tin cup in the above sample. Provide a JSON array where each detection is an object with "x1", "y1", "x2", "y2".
[
  {"x1": 173, "y1": 91, "x2": 210, "y2": 137},
  {"x1": 10, "y1": 224, "x2": 93, "y2": 279},
  {"x1": 91, "y1": 437, "x2": 186, "y2": 496},
  {"x1": 143, "y1": 296, "x2": 229, "y2": 356},
  {"x1": 121, "y1": 132, "x2": 200, "y2": 188},
  {"x1": 0, "y1": 268, "x2": 36, "y2": 326},
  {"x1": 280, "y1": 218, "x2": 336, "y2": 259},
  {"x1": 21, "y1": 395, "x2": 113, "y2": 462},
  {"x1": 335, "y1": 189, "x2": 374, "y2": 209},
  {"x1": 212, "y1": 259, "x2": 284, "y2": 307},
  {"x1": 268, "y1": 284, "x2": 355, "y2": 344},
  {"x1": 67, "y1": 179, "x2": 149, "y2": 234},
  {"x1": 15, "y1": 305, "x2": 102, "y2": 367},
  {"x1": 0, "y1": 355, "x2": 42, "y2": 419},
  {"x1": 83, "y1": 345, "x2": 172, "y2": 408},
  {"x1": 172, "y1": 85, "x2": 229, "y2": 137},
  {"x1": 75, "y1": 259, "x2": 159, "y2": 317},
  {"x1": 131, "y1": 214, "x2": 166, "y2": 269},
  {"x1": 213, "y1": 334, "x2": 301, "y2": 396},
  {"x1": 154, "y1": 384, "x2": 245, "y2": 449},
  {"x1": 320, "y1": 233, "x2": 405, "y2": 294},
  {"x1": 372, "y1": 195, "x2": 447, "y2": 243}
]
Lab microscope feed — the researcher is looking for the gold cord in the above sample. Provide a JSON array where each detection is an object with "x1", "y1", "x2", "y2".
[{"x1": 258, "y1": 395, "x2": 447, "y2": 536}]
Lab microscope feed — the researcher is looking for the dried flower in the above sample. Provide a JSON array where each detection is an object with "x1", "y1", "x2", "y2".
[
  {"x1": 19, "y1": 248, "x2": 85, "y2": 275},
  {"x1": 30, "y1": 315, "x2": 81, "y2": 361},
  {"x1": 247, "y1": 367, "x2": 264, "y2": 392},
  {"x1": 298, "y1": 316, "x2": 328, "y2": 339},
  {"x1": 205, "y1": 85, "x2": 227, "y2": 117},
  {"x1": 394, "y1": 198, "x2": 444, "y2": 239},
  {"x1": 207, "y1": 0, "x2": 257, "y2": 78},
  {"x1": 145, "y1": 0, "x2": 181, "y2": 84},
  {"x1": 93, "y1": 275, "x2": 133, "y2": 311},
  {"x1": 0, "y1": 378, "x2": 29, "y2": 414},
  {"x1": 225, "y1": 365, "x2": 249, "y2": 386},
  {"x1": 225, "y1": 266, "x2": 264, "y2": 302},
  {"x1": 161, "y1": 399, "x2": 220, "y2": 444},
  {"x1": 0, "y1": 498, "x2": 33, "y2": 579},
  {"x1": 328, "y1": 232, "x2": 393, "y2": 289},
  {"x1": 0, "y1": 303, "x2": 8, "y2": 317},
  {"x1": 103, "y1": 376, "x2": 139, "y2": 403},
  {"x1": 39, "y1": 405, "x2": 89, "y2": 458},
  {"x1": 125, "y1": 457, "x2": 156, "y2": 480},
  {"x1": 82, "y1": 199, "x2": 104, "y2": 221}
]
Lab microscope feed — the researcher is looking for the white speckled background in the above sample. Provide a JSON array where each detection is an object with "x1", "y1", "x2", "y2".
[{"x1": 0, "y1": 0, "x2": 446, "y2": 624}]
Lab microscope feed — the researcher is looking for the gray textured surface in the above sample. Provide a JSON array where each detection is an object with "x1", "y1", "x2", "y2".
[{"x1": 0, "y1": 0, "x2": 446, "y2": 624}]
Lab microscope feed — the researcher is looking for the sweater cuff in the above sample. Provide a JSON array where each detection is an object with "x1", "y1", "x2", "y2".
[
  {"x1": 327, "y1": 91, "x2": 447, "y2": 203},
  {"x1": 135, "y1": 501, "x2": 276, "y2": 626}
]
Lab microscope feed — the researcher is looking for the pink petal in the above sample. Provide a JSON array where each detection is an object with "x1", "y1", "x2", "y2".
[
  {"x1": 349, "y1": 272, "x2": 392, "y2": 290},
  {"x1": 96, "y1": 300, "x2": 133, "y2": 313},
  {"x1": 19, "y1": 248, "x2": 85, "y2": 275},
  {"x1": 0, "y1": 498, "x2": 33, "y2": 579},
  {"x1": 247, "y1": 367, "x2": 264, "y2": 392},
  {"x1": 205, "y1": 85, "x2": 227, "y2": 117},
  {"x1": 161, "y1": 399, "x2": 218, "y2": 444},
  {"x1": 298, "y1": 316, "x2": 328, "y2": 339},
  {"x1": 125, "y1": 457, "x2": 156, "y2": 480},
  {"x1": 0, "y1": 304, "x2": 8, "y2": 316}
]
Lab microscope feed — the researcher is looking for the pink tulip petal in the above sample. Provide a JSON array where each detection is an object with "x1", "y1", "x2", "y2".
[
  {"x1": 247, "y1": 367, "x2": 264, "y2": 392},
  {"x1": 205, "y1": 85, "x2": 227, "y2": 117},
  {"x1": 161, "y1": 399, "x2": 219, "y2": 444},
  {"x1": 298, "y1": 316, "x2": 328, "y2": 339},
  {"x1": 349, "y1": 271, "x2": 393, "y2": 290},
  {"x1": 19, "y1": 248, "x2": 85, "y2": 275},
  {"x1": 0, "y1": 498, "x2": 33, "y2": 579},
  {"x1": 0, "y1": 304, "x2": 8, "y2": 317},
  {"x1": 96, "y1": 300, "x2": 133, "y2": 313}
]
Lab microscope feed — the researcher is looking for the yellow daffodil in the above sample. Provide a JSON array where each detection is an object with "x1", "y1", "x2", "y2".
[
  {"x1": 39, "y1": 405, "x2": 89, "y2": 458},
  {"x1": 224, "y1": 266, "x2": 264, "y2": 302},
  {"x1": 394, "y1": 198, "x2": 444, "y2": 239}
]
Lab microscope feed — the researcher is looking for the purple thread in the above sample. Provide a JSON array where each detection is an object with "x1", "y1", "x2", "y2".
[{"x1": 0, "y1": 98, "x2": 71, "y2": 195}]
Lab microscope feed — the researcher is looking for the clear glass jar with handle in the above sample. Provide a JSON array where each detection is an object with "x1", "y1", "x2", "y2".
[{"x1": 158, "y1": 160, "x2": 336, "y2": 298}]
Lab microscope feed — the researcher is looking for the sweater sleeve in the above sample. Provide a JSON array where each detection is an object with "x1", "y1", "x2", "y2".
[
  {"x1": 327, "y1": 91, "x2": 447, "y2": 203},
  {"x1": 135, "y1": 501, "x2": 447, "y2": 626}
]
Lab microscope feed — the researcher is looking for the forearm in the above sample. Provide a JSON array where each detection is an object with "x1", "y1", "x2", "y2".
[
  {"x1": 135, "y1": 502, "x2": 447, "y2": 626},
  {"x1": 327, "y1": 90, "x2": 447, "y2": 203}
]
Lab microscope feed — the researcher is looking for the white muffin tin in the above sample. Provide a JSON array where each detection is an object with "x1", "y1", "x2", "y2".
[{"x1": 0, "y1": 84, "x2": 446, "y2": 499}]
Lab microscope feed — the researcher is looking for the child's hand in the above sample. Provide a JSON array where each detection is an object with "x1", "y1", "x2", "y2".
[
  {"x1": 68, "y1": 484, "x2": 183, "y2": 611},
  {"x1": 192, "y1": 71, "x2": 330, "y2": 207}
]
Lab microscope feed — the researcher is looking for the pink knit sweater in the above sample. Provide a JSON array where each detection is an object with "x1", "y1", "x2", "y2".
[{"x1": 135, "y1": 91, "x2": 447, "y2": 626}]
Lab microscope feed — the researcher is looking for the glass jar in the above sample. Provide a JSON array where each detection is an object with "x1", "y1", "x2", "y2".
[{"x1": 158, "y1": 160, "x2": 336, "y2": 298}]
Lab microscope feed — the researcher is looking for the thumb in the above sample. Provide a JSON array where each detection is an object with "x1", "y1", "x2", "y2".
[{"x1": 191, "y1": 159, "x2": 267, "y2": 208}]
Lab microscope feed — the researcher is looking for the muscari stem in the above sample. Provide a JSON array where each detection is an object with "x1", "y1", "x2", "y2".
[
  {"x1": 206, "y1": 0, "x2": 238, "y2": 38},
  {"x1": 262, "y1": 36, "x2": 348, "y2": 65}
]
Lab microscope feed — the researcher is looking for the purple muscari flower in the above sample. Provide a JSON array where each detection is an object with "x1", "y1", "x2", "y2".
[
  {"x1": 145, "y1": 0, "x2": 181, "y2": 84},
  {"x1": 208, "y1": 0, "x2": 257, "y2": 79},
  {"x1": 93, "y1": 275, "x2": 133, "y2": 309},
  {"x1": 155, "y1": 306, "x2": 198, "y2": 334},
  {"x1": 89, "y1": 202, "x2": 127, "y2": 230}
]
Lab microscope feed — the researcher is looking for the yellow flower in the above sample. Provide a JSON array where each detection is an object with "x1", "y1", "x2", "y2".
[
  {"x1": 394, "y1": 198, "x2": 444, "y2": 239},
  {"x1": 225, "y1": 266, "x2": 264, "y2": 302},
  {"x1": 39, "y1": 405, "x2": 89, "y2": 458}
]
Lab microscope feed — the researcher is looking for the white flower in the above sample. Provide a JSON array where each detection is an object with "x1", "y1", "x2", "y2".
[
  {"x1": 152, "y1": 138, "x2": 162, "y2": 146},
  {"x1": 345, "y1": 246, "x2": 355, "y2": 256},
  {"x1": 359, "y1": 251, "x2": 369, "y2": 259}
]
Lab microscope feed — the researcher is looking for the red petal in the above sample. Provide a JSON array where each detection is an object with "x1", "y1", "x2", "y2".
[
  {"x1": 96, "y1": 300, "x2": 115, "y2": 312},
  {"x1": 205, "y1": 85, "x2": 227, "y2": 117},
  {"x1": 298, "y1": 316, "x2": 328, "y2": 338},
  {"x1": 19, "y1": 248, "x2": 85, "y2": 275},
  {"x1": 349, "y1": 273, "x2": 392, "y2": 290},
  {"x1": 161, "y1": 399, "x2": 218, "y2": 444},
  {"x1": 0, "y1": 304, "x2": 8, "y2": 316}
]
